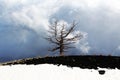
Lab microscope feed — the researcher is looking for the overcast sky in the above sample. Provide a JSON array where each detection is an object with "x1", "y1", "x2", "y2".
[{"x1": 0, "y1": 0, "x2": 120, "y2": 62}]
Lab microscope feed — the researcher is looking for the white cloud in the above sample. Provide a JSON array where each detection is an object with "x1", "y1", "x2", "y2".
[
  {"x1": 80, "y1": 42, "x2": 91, "y2": 54},
  {"x1": 11, "y1": 1, "x2": 56, "y2": 32},
  {"x1": 63, "y1": 0, "x2": 101, "y2": 8},
  {"x1": 63, "y1": 0, "x2": 120, "y2": 11},
  {"x1": 1, "y1": 0, "x2": 120, "y2": 59},
  {"x1": 74, "y1": 31, "x2": 90, "y2": 54}
]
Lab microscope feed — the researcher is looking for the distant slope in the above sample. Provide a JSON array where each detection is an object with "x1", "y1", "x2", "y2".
[{"x1": 1, "y1": 55, "x2": 120, "y2": 69}]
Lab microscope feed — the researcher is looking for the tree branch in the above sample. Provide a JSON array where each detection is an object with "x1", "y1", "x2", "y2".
[{"x1": 64, "y1": 21, "x2": 77, "y2": 38}]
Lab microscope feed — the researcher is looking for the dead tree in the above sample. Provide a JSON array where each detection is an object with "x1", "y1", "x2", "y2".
[{"x1": 45, "y1": 20, "x2": 83, "y2": 56}]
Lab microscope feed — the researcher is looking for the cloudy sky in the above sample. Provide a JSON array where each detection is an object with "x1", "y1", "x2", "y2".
[{"x1": 0, "y1": 0, "x2": 120, "y2": 62}]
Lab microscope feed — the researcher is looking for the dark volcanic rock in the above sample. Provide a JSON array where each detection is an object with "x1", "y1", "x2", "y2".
[
  {"x1": 1, "y1": 55, "x2": 120, "y2": 69},
  {"x1": 98, "y1": 70, "x2": 105, "y2": 75}
]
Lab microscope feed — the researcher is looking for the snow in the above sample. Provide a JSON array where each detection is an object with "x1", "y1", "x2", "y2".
[{"x1": 0, "y1": 64, "x2": 119, "y2": 80}]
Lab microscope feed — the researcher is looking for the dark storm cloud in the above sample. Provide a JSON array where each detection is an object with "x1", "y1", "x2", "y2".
[
  {"x1": 0, "y1": 0, "x2": 120, "y2": 62},
  {"x1": 50, "y1": 2, "x2": 120, "y2": 56}
]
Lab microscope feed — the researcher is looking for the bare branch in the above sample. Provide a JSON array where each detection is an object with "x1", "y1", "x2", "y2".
[
  {"x1": 49, "y1": 47, "x2": 60, "y2": 52},
  {"x1": 44, "y1": 37, "x2": 59, "y2": 45},
  {"x1": 44, "y1": 20, "x2": 83, "y2": 56},
  {"x1": 64, "y1": 46, "x2": 76, "y2": 49},
  {"x1": 63, "y1": 42, "x2": 76, "y2": 45},
  {"x1": 64, "y1": 21, "x2": 77, "y2": 38}
]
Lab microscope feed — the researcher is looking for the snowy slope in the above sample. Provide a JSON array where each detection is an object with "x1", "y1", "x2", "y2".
[{"x1": 0, "y1": 64, "x2": 119, "y2": 80}]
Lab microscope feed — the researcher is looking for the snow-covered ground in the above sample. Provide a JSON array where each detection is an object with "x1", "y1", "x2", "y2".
[{"x1": 0, "y1": 64, "x2": 119, "y2": 80}]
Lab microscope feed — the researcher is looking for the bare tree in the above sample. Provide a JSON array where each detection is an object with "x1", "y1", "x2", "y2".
[{"x1": 45, "y1": 20, "x2": 83, "y2": 56}]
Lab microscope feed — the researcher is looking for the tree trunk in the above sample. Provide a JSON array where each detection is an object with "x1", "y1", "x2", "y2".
[
  {"x1": 60, "y1": 39, "x2": 64, "y2": 56},
  {"x1": 60, "y1": 51, "x2": 64, "y2": 56}
]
